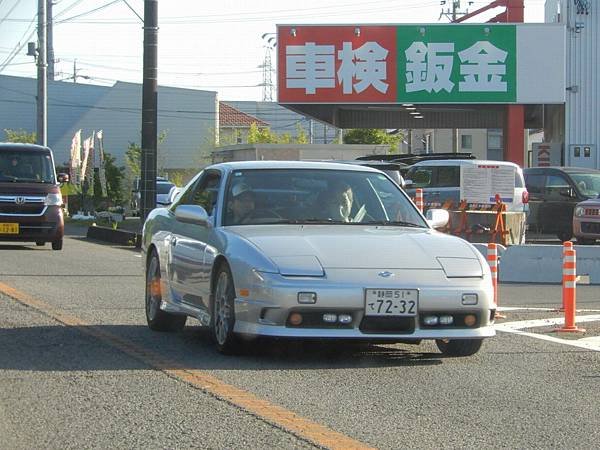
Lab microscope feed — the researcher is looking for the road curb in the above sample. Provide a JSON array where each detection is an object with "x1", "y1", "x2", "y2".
[{"x1": 86, "y1": 225, "x2": 141, "y2": 248}]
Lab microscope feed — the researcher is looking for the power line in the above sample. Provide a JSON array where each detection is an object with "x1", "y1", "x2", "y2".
[
  {"x1": 0, "y1": 0, "x2": 19, "y2": 27},
  {"x1": 55, "y1": 0, "x2": 121, "y2": 23}
]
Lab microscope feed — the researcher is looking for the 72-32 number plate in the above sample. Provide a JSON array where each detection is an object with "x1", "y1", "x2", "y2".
[{"x1": 364, "y1": 289, "x2": 418, "y2": 316}]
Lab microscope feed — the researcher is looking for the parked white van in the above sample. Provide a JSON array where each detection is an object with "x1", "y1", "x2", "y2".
[{"x1": 404, "y1": 159, "x2": 529, "y2": 213}]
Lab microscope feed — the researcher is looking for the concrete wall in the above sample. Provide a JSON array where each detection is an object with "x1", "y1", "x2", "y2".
[{"x1": 212, "y1": 144, "x2": 390, "y2": 163}]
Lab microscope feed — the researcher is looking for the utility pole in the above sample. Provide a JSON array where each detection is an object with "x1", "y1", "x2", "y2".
[
  {"x1": 141, "y1": 0, "x2": 158, "y2": 221},
  {"x1": 37, "y1": 0, "x2": 47, "y2": 146},
  {"x1": 47, "y1": 0, "x2": 55, "y2": 81}
]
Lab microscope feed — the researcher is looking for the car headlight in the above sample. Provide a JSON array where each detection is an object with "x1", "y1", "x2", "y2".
[
  {"x1": 574, "y1": 206, "x2": 585, "y2": 217},
  {"x1": 44, "y1": 193, "x2": 63, "y2": 206}
]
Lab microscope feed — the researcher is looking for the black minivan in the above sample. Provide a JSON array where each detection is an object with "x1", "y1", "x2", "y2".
[{"x1": 523, "y1": 166, "x2": 600, "y2": 241}]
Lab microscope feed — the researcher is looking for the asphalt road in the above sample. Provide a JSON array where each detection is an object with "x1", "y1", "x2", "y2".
[{"x1": 1, "y1": 231, "x2": 599, "y2": 450}]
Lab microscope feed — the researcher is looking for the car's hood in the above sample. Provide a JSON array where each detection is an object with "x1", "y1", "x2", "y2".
[
  {"x1": 577, "y1": 198, "x2": 600, "y2": 207},
  {"x1": 0, "y1": 182, "x2": 58, "y2": 195},
  {"x1": 228, "y1": 225, "x2": 481, "y2": 274}
]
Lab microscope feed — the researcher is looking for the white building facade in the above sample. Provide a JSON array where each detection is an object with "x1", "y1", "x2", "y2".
[{"x1": 546, "y1": 0, "x2": 599, "y2": 169}]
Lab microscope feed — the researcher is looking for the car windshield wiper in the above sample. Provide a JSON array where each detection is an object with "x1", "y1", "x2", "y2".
[
  {"x1": 260, "y1": 218, "x2": 351, "y2": 225},
  {"x1": 0, "y1": 174, "x2": 18, "y2": 182},
  {"x1": 363, "y1": 220, "x2": 427, "y2": 228}
]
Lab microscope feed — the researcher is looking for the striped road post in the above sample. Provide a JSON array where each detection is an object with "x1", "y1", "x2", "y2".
[
  {"x1": 557, "y1": 246, "x2": 585, "y2": 332},
  {"x1": 487, "y1": 243, "x2": 505, "y2": 319},
  {"x1": 415, "y1": 188, "x2": 424, "y2": 213}
]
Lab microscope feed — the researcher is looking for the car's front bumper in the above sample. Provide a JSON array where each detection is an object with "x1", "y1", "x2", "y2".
[
  {"x1": 232, "y1": 269, "x2": 495, "y2": 341},
  {"x1": 0, "y1": 205, "x2": 64, "y2": 243},
  {"x1": 573, "y1": 217, "x2": 600, "y2": 240}
]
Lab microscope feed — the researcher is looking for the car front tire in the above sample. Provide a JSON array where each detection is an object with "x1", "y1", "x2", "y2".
[
  {"x1": 436, "y1": 338, "x2": 483, "y2": 357},
  {"x1": 556, "y1": 230, "x2": 573, "y2": 243},
  {"x1": 145, "y1": 251, "x2": 186, "y2": 332},
  {"x1": 211, "y1": 263, "x2": 241, "y2": 354}
]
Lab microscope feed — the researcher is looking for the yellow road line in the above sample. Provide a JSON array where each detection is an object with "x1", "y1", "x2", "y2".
[{"x1": 0, "y1": 282, "x2": 375, "y2": 450}]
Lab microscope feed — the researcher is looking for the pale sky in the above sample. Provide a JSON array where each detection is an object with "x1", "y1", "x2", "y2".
[{"x1": 0, "y1": 0, "x2": 546, "y2": 101}]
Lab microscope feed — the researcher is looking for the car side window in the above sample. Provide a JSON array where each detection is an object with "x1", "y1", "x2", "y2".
[
  {"x1": 177, "y1": 171, "x2": 221, "y2": 216},
  {"x1": 407, "y1": 167, "x2": 434, "y2": 188},
  {"x1": 525, "y1": 174, "x2": 544, "y2": 194},
  {"x1": 545, "y1": 174, "x2": 570, "y2": 200},
  {"x1": 435, "y1": 166, "x2": 460, "y2": 188}
]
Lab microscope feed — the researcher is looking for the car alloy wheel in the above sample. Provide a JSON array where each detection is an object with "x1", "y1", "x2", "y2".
[{"x1": 212, "y1": 264, "x2": 240, "y2": 354}]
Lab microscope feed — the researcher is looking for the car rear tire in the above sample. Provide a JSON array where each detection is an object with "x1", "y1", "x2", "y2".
[
  {"x1": 145, "y1": 251, "x2": 187, "y2": 332},
  {"x1": 51, "y1": 239, "x2": 63, "y2": 250},
  {"x1": 211, "y1": 263, "x2": 241, "y2": 354},
  {"x1": 36, "y1": 241, "x2": 45, "y2": 247},
  {"x1": 436, "y1": 338, "x2": 483, "y2": 357}
]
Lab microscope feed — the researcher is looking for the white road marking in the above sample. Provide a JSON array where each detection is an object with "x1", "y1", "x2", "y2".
[
  {"x1": 498, "y1": 315, "x2": 600, "y2": 330},
  {"x1": 495, "y1": 314, "x2": 600, "y2": 352}
]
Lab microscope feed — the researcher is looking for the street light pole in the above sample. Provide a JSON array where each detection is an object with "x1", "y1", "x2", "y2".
[
  {"x1": 37, "y1": 0, "x2": 47, "y2": 146},
  {"x1": 141, "y1": 0, "x2": 158, "y2": 222}
]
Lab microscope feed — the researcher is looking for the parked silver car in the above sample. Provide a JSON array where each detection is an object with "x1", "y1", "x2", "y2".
[{"x1": 142, "y1": 161, "x2": 495, "y2": 355}]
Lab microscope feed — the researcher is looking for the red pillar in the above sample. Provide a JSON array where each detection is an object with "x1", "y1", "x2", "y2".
[
  {"x1": 505, "y1": 105, "x2": 525, "y2": 166},
  {"x1": 503, "y1": 0, "x2": 524, "y2": 166}
]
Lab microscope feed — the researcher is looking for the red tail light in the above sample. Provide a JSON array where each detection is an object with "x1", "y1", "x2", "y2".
[{"x1": 522, "y1": 191, "x2": 529, "y2": 204}]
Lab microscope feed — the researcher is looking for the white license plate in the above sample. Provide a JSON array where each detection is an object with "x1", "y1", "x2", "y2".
[{"x1": 364, "y1": 289, "x2": 418, "y2": 316}]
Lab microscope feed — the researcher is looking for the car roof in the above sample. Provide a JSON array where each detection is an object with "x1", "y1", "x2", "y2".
[
  {"x1": 356, "y1": 152, "x2": 475, "y2": 165},
  {"x1": 0, "y1": 143, "x2": 52, "y2": 153},
  {"x1": 408, "y1": 159, "x2": 521, "y2": 168},
  {"x1": 524, "y1": 166, "x2": 600, "y2": 174},
  {"x1": 321, "y1": 160, "x2": 408, "y2": 170},
  {"x1": 210, "y1": 160, "x2": 382, "y2": 173}
]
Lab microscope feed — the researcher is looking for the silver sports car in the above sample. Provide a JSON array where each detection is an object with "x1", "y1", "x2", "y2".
[{"x1": 142, "y1": 161, "x2": 495, "y2": 356}]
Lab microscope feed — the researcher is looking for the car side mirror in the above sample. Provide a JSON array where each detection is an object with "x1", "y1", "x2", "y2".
[
  {"x1": 57, "y1": 173, "x2": 69, "y2": 183},
  {"x1": 174, "y1": 204, "x2": 209, "y2": 226},
  {"x1": 426, "y1": 208, "x2": 449, "y2": 229}
]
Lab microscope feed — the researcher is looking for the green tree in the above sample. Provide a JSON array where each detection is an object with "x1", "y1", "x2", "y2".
[
  {"x1": 343, "y1": 129, "x2": 402, "y2": 153},
  {"x1": 124, "y1": 141, "x2": 141, "y2": 178},
  {"x1": 93, "y1": 153, "x2": 124, "y2": 208},
  {"x1": 4, "y1": 129, "x2": 36, "y2": 143},
  {"x1": 246, "y1": 122, "x2": 310, "y2": 144}
]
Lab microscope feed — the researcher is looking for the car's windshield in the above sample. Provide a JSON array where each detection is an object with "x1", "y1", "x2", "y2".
[
  {"x1": 571, "y1": 173, "x2": 600, "y2": 198},
  {"x1": 223, "y1": 168, "x2": 427, "y2": 227},
  {"x1": 0, "y1": 150, "x2": 55, "y2": 183}
]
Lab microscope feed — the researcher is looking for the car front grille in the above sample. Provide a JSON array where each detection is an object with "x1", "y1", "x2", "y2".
[
  {"x1": 359, "y1": 316, "x2": 415, "y2": 334},
  {"x1": 0, "y1": 204, "x2": 46, "y2": 215},
  {"x1": 584, "y1": 208, "x2": 600, "y2": 216},
  {"x1": 581, "y1": 222, "x2": 600, "y2": 233},
  {"x1": 0, "y1": 196, "x2": 46, "y2": 216}
]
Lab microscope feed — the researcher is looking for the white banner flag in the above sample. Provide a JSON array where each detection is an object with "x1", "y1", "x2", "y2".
[
  {"x1": 69, "y1": 129, "x2": 82, "y2": 185},
  {"x1": 97, "y1": 130, "x2": 108, "y2": 197}
]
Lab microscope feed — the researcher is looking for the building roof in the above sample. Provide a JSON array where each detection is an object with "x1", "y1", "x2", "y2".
[{"x1": 219, "y1": 102, "x2": 268, "y2": 128}]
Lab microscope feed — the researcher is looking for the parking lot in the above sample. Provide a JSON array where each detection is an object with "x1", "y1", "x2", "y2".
[{"x1": 1, "y1": 230, "x2": 599, "y2": 449}]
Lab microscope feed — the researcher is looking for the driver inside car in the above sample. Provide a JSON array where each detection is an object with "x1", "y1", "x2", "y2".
[
  {"x1": 320, "y1": 181, "x2": 354, "y2": 222},
  {"x1": 228, "y1": 182, "x2": 255, "y2": 224}
]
